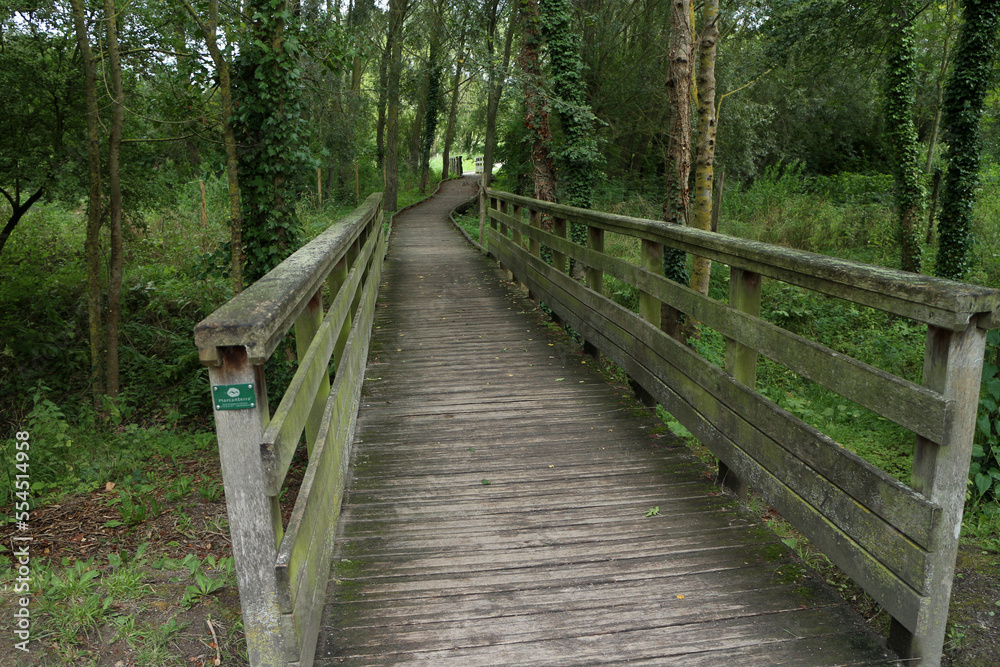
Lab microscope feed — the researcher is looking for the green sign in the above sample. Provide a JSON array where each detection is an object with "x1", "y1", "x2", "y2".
[{"x1": 212, "y1": 383, "x2": 257, "y2": 411}]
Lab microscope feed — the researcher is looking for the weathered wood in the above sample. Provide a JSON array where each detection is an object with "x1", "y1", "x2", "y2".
[
  {"x1": 494, "y1": 236, "x2": 938, "y2": 576},
  {"x1": 294, "y1": 290, "x2": 328, "y2": 457},
  {"x1": 195, "y1": 193, "x2": 382, "y2": 365},
  {"x1": 889, "y1": 320, "x2": 988, "y2": 666},
  {"x1": 487, "y1": 188, "x2": 1000, "y2": 330},
  {"x1": 275, "y1": 227, "x2": 386, "y2": 667},
  {"x1": 318, "y1": 182, "x2": 895, "y2": 666},
  {"x1": 261, "y1": 230, "x2": 379, "y2": 496},
  {"x1": 504, "y1": 213, "x2": 952, "y2": 442},
  {"x1": 721, "y1": 267, "x2": 760, "y2": 499},
  {"x1": 497, "y1": 241, "x2": 925, "y2": 628},
  {"x1": 206, "y1": 346, "x2": 285, "y2": 666}
]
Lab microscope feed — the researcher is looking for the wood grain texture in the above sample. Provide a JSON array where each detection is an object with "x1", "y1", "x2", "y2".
[{"x1": 315, "y1": 178, "x2": 897, "y2": 666}]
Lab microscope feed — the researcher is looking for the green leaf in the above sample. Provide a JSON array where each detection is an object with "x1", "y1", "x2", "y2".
[
  {"x1": 978, "y1": 414, "x2": 992, "y2": 437},
  {"x1": 975, "y1": 473, "x2": 992, "y2": 497}
]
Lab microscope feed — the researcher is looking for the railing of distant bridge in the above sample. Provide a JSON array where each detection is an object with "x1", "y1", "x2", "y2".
[
  {"x1": 194, "y1": 193, "x2": 386, "y2": 667},
  {"x1": 482, "y1": 187, "x2": 1000, "y2": 667}
]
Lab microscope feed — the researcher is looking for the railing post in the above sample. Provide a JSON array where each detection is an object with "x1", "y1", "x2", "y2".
[
  {"x1": 327, "y1": 255, "x2": 351, "y2": 377},
  {"x1": 207, "y1": 346, "x2": 285, "y2": 666},
  {"x1": 511, "y1": 205, "x2": 526, "y2": 291},
  {"x1": 721, "y1": 267, "x2": 760, "y2": 501},
  {"x1": 551, "y1": 216, "x2": 568, "y2": 275},
  {"x1": 584, "y1": 225, "x2": 604, "y2": 359},
  {"x1": 631, "y1": 238, "x2": 663, "y2": 406},
  {"x1": 497, "y1": 199, "x2": 509, "y2": 276},
  {"x1": 478, "y1": 185, "x2": 488, "y2": 247},
  {"x1": 888, "y1": 318, "x2": 987, "y2": 666},
  {"x1": 294, "y1": 289, "x2": 329, "y2": 457},
  {"x1": 529, "y1": 208, "x2": 542, "y2": 304}
]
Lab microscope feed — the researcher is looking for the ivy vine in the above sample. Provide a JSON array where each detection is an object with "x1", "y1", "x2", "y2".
[
  {"x1": 884, "y1": 5, "x2": 924, "y2": 274},
  {"x1": 233, "y1": 0, "x2": 316, "y2": 283},
  {"x1": 936, "y1": 0, "x2": 1000, "y2": 280}
]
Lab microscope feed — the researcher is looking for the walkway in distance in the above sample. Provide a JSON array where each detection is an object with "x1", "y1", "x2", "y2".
[{"x1": 314, "y1": 177, "x2": 899, "y2": 666}]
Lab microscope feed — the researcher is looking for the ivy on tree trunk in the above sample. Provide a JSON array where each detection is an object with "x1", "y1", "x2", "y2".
[
  {"x1": 519, "y1": 0, "x2": 557, "y2": 208},
  {"x1": 885, "y1": 3, "x2": 924, "y2": 274},
  {"x1": 936, "y1": 0, "x2": 1000, "y2": 280}
]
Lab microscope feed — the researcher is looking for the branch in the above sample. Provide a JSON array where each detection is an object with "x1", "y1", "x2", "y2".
[{"x1": 716, "y1": 68, "x2": 772, "y2": 119}]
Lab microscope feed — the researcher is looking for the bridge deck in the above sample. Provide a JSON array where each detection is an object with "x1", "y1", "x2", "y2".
[{"x1": 315, "y1": 178, "x2": 898, "y2": 666}]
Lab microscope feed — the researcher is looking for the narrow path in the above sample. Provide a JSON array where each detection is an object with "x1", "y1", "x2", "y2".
[{"x1": 315, "y1": 177, "x2": 897, "y2": 665}]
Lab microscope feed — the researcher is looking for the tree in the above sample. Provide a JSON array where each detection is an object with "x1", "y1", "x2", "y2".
[
  {"x1": 885, "y1": 2, "x2": 924, "y2": 274},
  {"x1": 104, "y1": 0, "x2": 126, "y2": 398},
  {"x1": 179, "y1": 0, "x2": 245, "y2": 293},
  {"x1": 69, "y1": 0, "x2": 106, "y2": 406},
  {"x1": 234, "y1": 0, "x2": 314, "y2": 282},
  {"x1": 663, "y1": 0, "x2": 693, "y2": 300},
  {"x1": 384, "y1": 0, "x2": 409, "y2": 212},
  {"x1": 519, "y1": 0, "x2": 556, "y2": 206},
  {"x1": 0, "y1": 15, "x2": 82, "y2": 255},
  {"x1": 478, "y1": 0, "x2": 515, "y2": 243},
  {"x1": 690, "y1": 0, "x2": 720, "y2": 296},
  {"x1": 935, "y1": 0, "x2": 1000, "y2": 280}
]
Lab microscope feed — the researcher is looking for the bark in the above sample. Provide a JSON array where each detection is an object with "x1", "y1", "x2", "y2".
[
  {"x1": 926, "y1": 0, "x2": 956, "y2": 173},
  {"x1": 376, "y1": 35, "x2": 391, "y2": 170},
  {"x1": 0, "y1": 186, "x2": 44, "y2": 255},
  {"x1": 180, "y1": 0, "x2": 244, "y2": 293},
  {"x1": 480, "y1": 0, "x2": 516, "y2": 244},
  {"x1": 384, "y1": 0, "x2": 408, "y2": 212},
  {"x1": 420, "y1": 39, "x2": 442, "y2": 193},
  {"x1": 70, "y1": 0, "x2": 105, "y2": 406},
  {"x1": 662, "y1": 0, "x2": 694, "y2": 339},
  {"x1": 519, "y1": 0, "x2": 557, "y2": 207},
  {"x1": 441, "y1": 48, "x2": 465, "y2": 180},
  {"x1": 104, "y1": 0, "x2": 125, "y2": 398},
  {"x1": 690, "y1": 0, "x2": 719, "y2": 297}
]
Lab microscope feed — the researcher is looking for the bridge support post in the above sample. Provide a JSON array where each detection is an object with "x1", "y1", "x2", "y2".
[
  {"x1": 207, "y1": 346, "x2": 286, "y2": 666},
  {"x1": 888, "y1": 319, "x2": 987, "y2": 667},
  {"x1": 583, "y1": 225, "x2": 604, "y2": 359},
  {"x1": 721, "y1": 267, "x2": 761, "y2": 501},
  {"x1": 631, "y1": 239, "x2": 663, "y2": 407},
  {"x1": 528, "y1": 209, "x2": 542, "y2": 304}
]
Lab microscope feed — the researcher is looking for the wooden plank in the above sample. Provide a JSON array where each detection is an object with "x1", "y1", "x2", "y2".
[
  {"x1": 275, "y1": 227, "x2": 386, "y2": 667},
  {"x1": 501, "y1": 242, "x2": 926, "y2": 627},
  {"x1": 493, "y1": 230, "x2": 940, "y2": 548},
  {"x1": 206, "y1": 347, "x2": 287, "y2": 665},
  {"x1": 195, "y1": 193, "x2": 382, "y2": 365},
  {"x1": 503, "y1": 214, "x2": 952, "y2": 443},
  {"x1": 261, "y1": 230, "x2": 376, "y2": 496},
  {"x1": 487, "y1": 189, "x2": 1000, "y2": 330}
]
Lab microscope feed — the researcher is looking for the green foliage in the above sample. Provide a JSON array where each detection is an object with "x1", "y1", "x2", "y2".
[
  {"x1": 234, "y1": 0, "x2": 317, "y2": 282},
  {"x1": 936, "y1": 0, "x2": 1000, "y2": 279},
  {"x1": 884, "y1": 4, "x2": 925, "y2": 273},
  {"x1": 972, "y1": 330, "x2": 1000, "y2": 503}
]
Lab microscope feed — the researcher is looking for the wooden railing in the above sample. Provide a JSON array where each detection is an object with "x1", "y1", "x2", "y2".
[
  {"x1": 194, "y1": 193, "x2": 386, "y2": 667},
  {"x1": 483, "y1": 187, "x2": 1000, "y2": 667}
]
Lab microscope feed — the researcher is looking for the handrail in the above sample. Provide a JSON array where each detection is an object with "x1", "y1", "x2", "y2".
[
  {"x1": 483, "y1": 187, "x2": 1000, "y2": 667},
  {"x1": 194, "y1": 193, "x2": 386, "y2": 667}
]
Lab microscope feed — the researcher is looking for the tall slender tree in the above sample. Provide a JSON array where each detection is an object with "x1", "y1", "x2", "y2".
[
  {"x1": 935, "y1": 0, "x2": 1000, "y2": 280},
  {"x1": 690, "y1": 0, "x2": 720, "y2": 296},
  {"x1": 662, "y1": 0, "x2": 693, "y2": 313},
  {"x1": 69, "y1": 0, "x2": 105, "y2": 406},
  {"x1": 384, "y1": 0, "x2": 409, "y2": 212},
  {"x1": 104, "y1": 0, "x2": 125, "y2": 398},
  {"x1": 885, "y1": 2, "x2": 924, "y2": 274},
  {"x1": 519, "y1": 0, "x2": 556, "y2": 206}
]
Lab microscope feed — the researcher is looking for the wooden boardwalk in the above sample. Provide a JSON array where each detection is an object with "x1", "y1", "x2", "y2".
[{"x1": 315, "y1": 178, "x2": 899, "y2": 666}]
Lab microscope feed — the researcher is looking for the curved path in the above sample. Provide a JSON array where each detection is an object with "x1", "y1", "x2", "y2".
[{"x1": 315, "y1": 177, "x2": 897, "y2": 665}]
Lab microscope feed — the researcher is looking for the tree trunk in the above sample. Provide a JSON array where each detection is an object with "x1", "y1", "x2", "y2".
[
  {"x1": 926, "y1": 0, "x2": 956, "y2": 173},
  {"x1": 384, "y1": 0, "x2": 408, "y2": 212},
  {"x1": 70, "y1": 0, "x2": 105, "y2": 407},
  {"x1": 420, "y1": 39, "x2": 442, "y2": 193},
  {"x1": 104, "y1": 0, "x2": 125, "y2": 398},
  {"x1": 662, "y1": 0, "x2": 694, "y2": 337},
  {"x1": 885, "y1": 3, "x2": 924, "y2": 274},
  {"x1": 935, "y1": 0, "x2": 1000, "y2": 280},
  {"x1": 519, "y1": 0, "x2": 557, "y2": 207},
  {"x1": 690, "y1": 0, "x2": 719, "y2": 297},
  {"x1": 441, "y1": 47, "x2": 465, "y2": 181},
  {"x1": 480, "y1": 0, "x2": 516, "y2": 244},
  {"x1": 182, "y1": 0, "x2": 244, "y2": 294},
  {"x1": 376, "y1": 35, "x2": 391, "y2": 172},
  {"x1": 0, "y1": 187, "x2": 44, "y2": 256}
]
